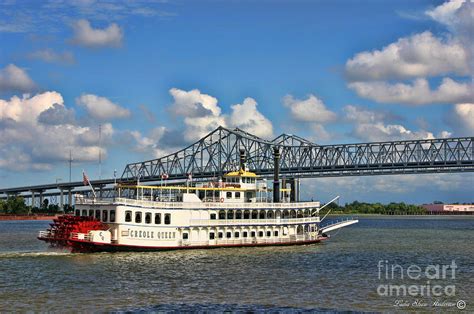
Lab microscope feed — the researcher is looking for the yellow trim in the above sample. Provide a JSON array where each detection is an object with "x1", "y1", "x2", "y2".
[{"x1": 224, "y1": 169, "x2": 258, "y2": 177}]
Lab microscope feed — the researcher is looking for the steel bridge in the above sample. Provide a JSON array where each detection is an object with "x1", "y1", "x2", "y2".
[{"x1": 1, "y1": 126, "x2": 473, "y2": 206}]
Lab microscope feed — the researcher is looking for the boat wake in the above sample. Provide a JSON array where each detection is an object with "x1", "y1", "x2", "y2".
[{"x1": 0, "y1": 251, "x2": 76, "y2": 258}]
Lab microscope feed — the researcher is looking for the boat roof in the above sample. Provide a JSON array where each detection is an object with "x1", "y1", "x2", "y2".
[{"x1": 224, "y1": 169, "x2": 258, "y2": 177}]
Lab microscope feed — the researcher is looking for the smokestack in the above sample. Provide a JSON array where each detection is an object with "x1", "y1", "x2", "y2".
[
  {"x1": 273, "y1": 147, "x2": 280, "y2": 203},
  {"x1": 239, "y1": 149, "x2": 246, "y2": 171}
]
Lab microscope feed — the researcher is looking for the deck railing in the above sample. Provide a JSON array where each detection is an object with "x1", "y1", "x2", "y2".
[
  {"x1": 179, "y1": 234, "x2": 320, "y2": 246},
  {"x1": 75, "y1": 196, "x2": 320, "y2": 210},
  {"x1": 189, "y1": 217, "x2": 320, "y2": 226}
]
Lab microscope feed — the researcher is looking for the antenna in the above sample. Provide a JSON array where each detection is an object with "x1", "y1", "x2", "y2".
[
  {"x1": 68, "y1": 150, "x2": 73, "y2": 182},
  {"x1": 99, "y1": 124, "x2": 102, "y2": 180}
]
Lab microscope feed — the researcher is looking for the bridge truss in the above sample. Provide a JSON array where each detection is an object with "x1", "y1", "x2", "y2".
[{"x1": 122, "y1": 127, "x2": 474, "y2": 181}]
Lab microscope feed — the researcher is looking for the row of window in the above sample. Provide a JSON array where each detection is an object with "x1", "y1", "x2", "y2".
[
  {"x1": 209, "y1": 210, "x2": 312, "y2": 220},
  {"x1": 181, "y1": 230, "x2": 281, "y2": 240},
  {"x1": 76, "y1": 209, "x2": 116, "y2": 223},
  {"x1": 224, "y1": 177, "x2": 256, "y2": 184},
  {"x1": 210, "y1": 230, "x2": 279, "y2": 239},
  {"x1": 125, "y1": 211, "x2": 171, "y2": 225}
]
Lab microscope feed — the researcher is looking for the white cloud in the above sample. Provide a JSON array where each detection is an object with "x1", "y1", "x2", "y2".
[
  {"x1": 229, "y1": 97, "x2": 273, "y2": 138},
  {"x1": 0, "y1": 92, "x2": 114, "y2": 171},
  {"x1": 28, "y1": 49, "x2": 75, "y2": 64},
  {"x1": 345, "y1": 31, "x2": 469, "y2": 81},
  {"x1": 449, "y1": 103, "x2": 474, "y2": 134},
  {"x1": 71, "y1": 19, "x2": 123, "y2": 48},
  {"x1": 343, "y1": 105, "x2": 449, "y2": 142},
  {"x1": 0, "y1": 64, "x2": 36, "y2": 93},
  {"x1": 76, "y1": 94, "x2": 130, "y2": 120},
  {"x1": 283, "y1": 94, "x2": 337, "y2": 123},
  {"x1": 348, "y1": 78, "x2": 472, "y2": 105},
  {"x1": 169, "y1": 88, "x2": 274, "y2": 142},
  {"x1": 426, "y1": 0, "x2": 465, "y2": 27}
]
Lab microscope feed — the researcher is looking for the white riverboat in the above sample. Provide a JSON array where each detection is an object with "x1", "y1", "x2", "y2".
[{"x1": 38, "y1": 167, "x2": 358, "y2": 252}]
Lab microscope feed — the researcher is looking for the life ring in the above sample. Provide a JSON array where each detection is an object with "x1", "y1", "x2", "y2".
[{"x1": 220, "y1": 197, "x2": 224, "y2": 203}]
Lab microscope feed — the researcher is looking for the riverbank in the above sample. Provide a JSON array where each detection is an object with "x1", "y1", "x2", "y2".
[{"x1": 0, "y1": 215, "x2": 58, "y2": 221}]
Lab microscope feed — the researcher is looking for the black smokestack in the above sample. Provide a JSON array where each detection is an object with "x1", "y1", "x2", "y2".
[
  {"x1": 239, "y1": 148, "x2": 246, "y2": 171},
  {"x1": 273, "y1": 147, "x2": 280, "y2": 203}
]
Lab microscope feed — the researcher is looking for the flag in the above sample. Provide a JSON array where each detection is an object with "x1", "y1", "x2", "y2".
[
  {"x1": 82, "y1": 171, "x2": 90, "y2": 186},
  {"x1": 161, "y1": 173, "x2": 169, "y2": 180}
]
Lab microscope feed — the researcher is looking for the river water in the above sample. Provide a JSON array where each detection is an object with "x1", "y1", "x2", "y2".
[{"x1": 0, "y1": 216, "x2": 473, "y2": 312}]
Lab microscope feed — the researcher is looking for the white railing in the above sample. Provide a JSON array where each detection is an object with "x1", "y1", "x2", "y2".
[
  {"x1": 189, "y1": 217, "x2": 320, "y2": 226},
  {"x1": 78, "y1": 196, "x2": 320, "y2": 210},
  {"x1": 69, "y1": 232, "x2": 91, "y2": 241},
  {"x1": 38, "y1": 230, "x2": 52, "y2": 238}
]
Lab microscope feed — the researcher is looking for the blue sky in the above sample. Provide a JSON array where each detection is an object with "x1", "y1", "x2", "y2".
[{"x1": 0, "y1": 0, "x2": 472, "y2": 204}]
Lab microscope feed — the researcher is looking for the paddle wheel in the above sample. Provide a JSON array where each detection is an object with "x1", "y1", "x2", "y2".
[{"x1": 38, "y1": 215, "x2": 107, "y2": 248}]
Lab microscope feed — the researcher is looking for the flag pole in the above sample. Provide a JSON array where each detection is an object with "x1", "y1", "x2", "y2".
[{"x1": 83, "y1": 170, "x2": 97, "y2": 199}]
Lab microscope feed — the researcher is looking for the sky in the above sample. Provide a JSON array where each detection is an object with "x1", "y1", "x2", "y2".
[{"x1": 0, "y1": 0, "x2": 473, "y2": 204}]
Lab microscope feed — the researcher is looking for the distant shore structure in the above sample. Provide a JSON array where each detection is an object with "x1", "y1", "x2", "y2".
[{"x1": 422, "y1": 204, "x2": 474, "y2": 214}]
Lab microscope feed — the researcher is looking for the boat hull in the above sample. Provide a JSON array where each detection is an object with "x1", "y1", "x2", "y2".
[{"x1": 66, "y1": 237, "x2": 328, "y2": 253}]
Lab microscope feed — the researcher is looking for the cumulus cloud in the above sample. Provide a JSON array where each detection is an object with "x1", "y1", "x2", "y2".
[
  {"x1": 229, "y1": 97, "x2": 273, "y2": 138},
  {"x1": 70, "y1": 19, "x2": 123, "y2": 48},
  {"x1": 0, "y1": 64, "x2": 36, "y2": 93},
  {"x1": 343, "y1": 105, "x2": 449, "y2": 142},
  {"x1": 76, "y1": 94, "x2": 130, "y2": 121},
  {"x1": 345, "y1": 31, "x2": 469, "y2": 81},
  {"x1": 37, "y1": 103, "x2": 76, "y2": 125},
  {"x1": 168, "y1": 88, "x2": 274, "y2": 142},
  {"x1": 348, "y1": 78, "x2": 472, "y2": 105},
  {"x1": 283, "y1": 94, "x2": 337, "y2": 123},
  {"x1": 426, "y1": 0, "x2": 466, "y2": 27},
  {"x1": 0, "y1": 92, "x2": 113, "y2": 171},
  {"x1": 28, "y1": 49, "x2": 75, "y2": 64},
  {"x1": 447, "y1": 103, "x2": 474, "y2": 135}
]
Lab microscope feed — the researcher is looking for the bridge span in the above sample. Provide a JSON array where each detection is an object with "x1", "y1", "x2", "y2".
[{"x1": 1, "y1": 127, "x2": 473, "y2": 207}]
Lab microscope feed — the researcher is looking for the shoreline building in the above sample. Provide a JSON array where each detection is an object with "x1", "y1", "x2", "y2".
[{"x1": 422, "y1": 204, "x2": 474, "y2": 214}]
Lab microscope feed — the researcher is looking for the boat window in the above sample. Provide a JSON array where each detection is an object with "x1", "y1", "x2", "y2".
[
  {"x1": 243, "y1": 231, "x2": 248, "y2": 238},
  {"x1": 155, "y1": 213, "x2": 161, "y2": 224},
  {"x1": 135, "y1": 212, "x2": 142, "y2": 223},
  {"x1": 145, "y1": 212, "x2": 152, "y2": 224},
  {"x1": 226, "y1": 192, "x2": 232, "y2": 198},
  {"x1": 251, "y1": 231, "x2": 256, "y2": 237},
  {"x1": 183, "y1": 233, "x2": 188, "y2": 240},
  {"x1": 226, "y1": 232, "x2": 231, "y2": 238},
  {"x1": 82, "y1": 210, "x2": 87, "y2": 216},
  {"x1": 210, "y1": 213, "x2": 216, "y2": 220},
  {"x1": 164, "y1": 213, "x2": 171, "y2": 225},
  {"x1": 172, "y1": 232, "x2": 175, "y2": 238},
  {"x1": 259, "y1": 211, "x2": 265, "y2": 219},
  {"x1": 95, "y1": 210, "x2": 101, "y2": 220},
  {"x1": 218, "y1": 232, "x2": 223, "y2": 239},
  {"x1": 110, "y1": 210, "x2": 116, "y2": 222},
  {"x1": 89, "y1": 209, "x2": 94, "y2": 216},
  {"x1": 266, "y1": 231, "x2": 271, "y2": 237},
  {"x1": 267, "y1": 211, "x2": 274, "y2": 219},
  {"x1": 218, "y1": 211, "x2": 225, "y2": 219},
  {"x1": 227, "y1": 210, "x2": 234, "y2": 219},
  {"x1": 75, "y1": 210, "x2": 80, "y2": 216},
  {"x1": 234, "y1": 232, "x2": 239, "y2": 238},
  {"x1": 125, "y1": 211, "x2": 132, "y2": 222},
  {"x1": 235, "y1": 210, "x2": 242, "y2": 219},
  {"x1": 209, "y1": 232, "x2": 215, "y2": 240},
  {"x1": 251, "y1": 211, "x2": 258, "y2": 219},
  {"x1": 258, "y1": 231, "x2": 264, "y2": 237},
  {"x1": 274, "y1": 230, "x2": 279, "y2": 237},
  {"x1": 102, "y1": 210, "x2": 108, "y2": 222},
  {"x1": 244, "y1": 210, "x2": 250, "y2": 219},
  {"x1": 235, "y1": 192, "x2": 241, "y2": 199}
]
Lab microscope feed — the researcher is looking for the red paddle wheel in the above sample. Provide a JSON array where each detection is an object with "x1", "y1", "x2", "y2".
[{"x1": 38, "y1": 215, "x2": 107, "y2": 248}]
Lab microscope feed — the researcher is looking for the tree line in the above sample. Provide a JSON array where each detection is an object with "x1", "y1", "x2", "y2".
[
  {"x1": 0, "y1": 196, "x2": 73, "y2": 215},
  {"x1": 324, "y1": 201, "x2": 426, "y2": 215}
]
